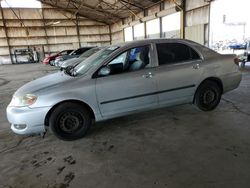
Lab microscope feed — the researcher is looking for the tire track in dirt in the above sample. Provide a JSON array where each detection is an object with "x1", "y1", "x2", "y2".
[{"x1": 0, "y1": 78, "x2": 10, "y2": 87}]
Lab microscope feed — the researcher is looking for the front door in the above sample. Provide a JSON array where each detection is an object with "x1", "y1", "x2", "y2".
[{"x1": 95, "y1": 45, "x2": 158, "y2": 118}]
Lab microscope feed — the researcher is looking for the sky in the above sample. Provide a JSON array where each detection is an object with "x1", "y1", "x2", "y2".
[
  {"x1": 210, "y1": 0, "x2": 250, "y2": 44},
  {"x1": 1, "y1": 0, "x2": 41, "y2": 8}
]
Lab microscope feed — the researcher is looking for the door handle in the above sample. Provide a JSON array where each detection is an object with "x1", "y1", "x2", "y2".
[
  {"x1": 193, "y1": 64, "x2": 200, "y2": 69},
  {"x1": 142, "y1": 72, "x2": 154, "y2": 78}
]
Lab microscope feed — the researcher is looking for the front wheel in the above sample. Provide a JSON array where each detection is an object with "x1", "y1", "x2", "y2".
[
  {"x1": 49, "y1": 102, "x2": 92, "y2": 141},
  {"x1": 194, "y1": 80, "x2": 222, "y2": 111}
]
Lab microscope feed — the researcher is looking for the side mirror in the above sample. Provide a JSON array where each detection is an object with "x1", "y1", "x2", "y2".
[
  {"x1": 65, "y1": 66, "x2": 73, "y2": 73},
  {"x1": 98, "y1": 66, "x2": 111, "y2": 76}
]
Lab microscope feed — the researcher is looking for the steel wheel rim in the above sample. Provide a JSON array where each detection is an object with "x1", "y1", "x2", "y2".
[
  {"x1": 202, "y1": 89, "x2": 216, "y2": 105},
  {"x1": 58, "y1": 111, "x2": 85, "y2": 134}
]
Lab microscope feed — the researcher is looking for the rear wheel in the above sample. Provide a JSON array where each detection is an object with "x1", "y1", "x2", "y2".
[
  {"x1": 194, "y1": 80, "x2": 222, "y2": 111},
  {"x1": 49, "y1": 102, "x2": 91, "y2": 141}
]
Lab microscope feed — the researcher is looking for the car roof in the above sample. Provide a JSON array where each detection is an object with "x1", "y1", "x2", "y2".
[
  {"x1": 78, "y1": 47, "x2": 94, "y2": 49},
  {"x1": 115, "y1": 38, "x2": 200, "y2": 47},
  {"x1": 111, "y1": 38, "x2": 219, "y2": 60}
]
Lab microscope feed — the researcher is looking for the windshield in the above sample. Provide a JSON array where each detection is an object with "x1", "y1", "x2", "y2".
[
  {"x1": 70, "y1": 48, "x2": 82, "y2": 55},
  {"x1": 74, "y1": 46, "x2": 119, "y2": 76},
  {"x1": 79, "y1": 47, "x2": 102, "y2": 58},
  {"x1": 69, "y1": 50, "x2": 77, "y2": 55},
  {"x1": 71, "y1": 47, "x2": 92, "y2": 55}
]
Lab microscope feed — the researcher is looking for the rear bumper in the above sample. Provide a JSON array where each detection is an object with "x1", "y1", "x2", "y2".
[
  {"x1": 6, "y1": 106, "x2": 51, "y2": 135},
  {"x1": 222, "y1": 71, "x2": 242, "y2": 93}
]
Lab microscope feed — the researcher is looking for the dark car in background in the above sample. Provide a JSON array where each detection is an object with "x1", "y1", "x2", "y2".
[
  {"x1": 54, "y1": 47, "x2": 93, "y2": 67},
  {"x1": 60, "y1": 47, "x2": 104, "y2": 69},
  {"x1": 42, "y1": 50, "x2": 73, "y2": 65}
]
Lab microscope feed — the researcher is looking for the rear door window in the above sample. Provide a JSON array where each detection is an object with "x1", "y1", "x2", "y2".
[{"x1": 156, "y1": 43, "x2": 200, "y2": 65}]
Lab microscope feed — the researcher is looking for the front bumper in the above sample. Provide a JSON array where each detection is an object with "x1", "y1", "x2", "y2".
[{"x1": 6, "y1": 106, "x2": 51, "y2": 135}]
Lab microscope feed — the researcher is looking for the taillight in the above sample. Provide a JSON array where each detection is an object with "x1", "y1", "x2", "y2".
[{"x1": 234, "y1": 57, "x2": 240, "y2": 65}]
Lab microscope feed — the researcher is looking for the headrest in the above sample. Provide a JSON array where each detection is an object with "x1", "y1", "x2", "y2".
[{"x1": 135, "y1": 52, "x2": 141, "y2": 61}]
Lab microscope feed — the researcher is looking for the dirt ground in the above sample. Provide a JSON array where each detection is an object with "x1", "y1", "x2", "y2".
[{"x1": 0, "y1": 63, "x2": 250, "y2": 188}]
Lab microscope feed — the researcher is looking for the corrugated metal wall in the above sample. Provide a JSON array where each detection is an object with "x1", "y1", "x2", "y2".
[
  {"x1": 110, "y1": 0, "x2": 211, "y2": 46},
  {"x1": 0, "y1": 5, "x2": 111, "y2": 64},
  {"x1": 185, "y1": 0, "x2": 210, "y2": 45},
  {"x1": 0, "y1": 0, "x2": 212, "y2": 64}
]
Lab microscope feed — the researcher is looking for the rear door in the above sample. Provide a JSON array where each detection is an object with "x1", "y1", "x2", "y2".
[{"x1": 154, "y1": 42, "x2": 204, "y2": 106}]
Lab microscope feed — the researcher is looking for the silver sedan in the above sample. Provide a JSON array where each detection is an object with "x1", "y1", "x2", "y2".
[
  {"x1": 60, "y1": 47, "x2": 104, "y2": 70},
  {"x1": 6, "y1": 39, "x2": 242, "y2": 140}
]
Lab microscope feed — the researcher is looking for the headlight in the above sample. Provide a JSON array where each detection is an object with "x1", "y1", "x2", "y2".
[{"x1": 9, "y1": 94, "x2": 37, "y2": 107}]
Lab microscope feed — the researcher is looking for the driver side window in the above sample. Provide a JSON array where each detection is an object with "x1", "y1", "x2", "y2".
[{"x1": 106, "y1": 45, "x2": 150, "y2": 76}]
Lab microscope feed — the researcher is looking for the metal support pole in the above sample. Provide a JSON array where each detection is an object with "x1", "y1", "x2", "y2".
[
  {"x1": 159, "y1": 17, "x2": 163, "y2": 38},
  {"x1": 180, "y1": 0, "x2": 186, "y2": 39},
  {"x1": 76, "y1": 14, "x2": 81, "y2": 48},
  {"x1": 0, "y1": 4, "x2": 13, "y2": 64},
  {"x1": 41, "y1": 7, "x2": 50, "y2": 55},
  {"x1": 109, "y1": 25, "x2": 112, "y2": 45},
  {"x1": 144, "y1": 21, "x2": 147, "y2": 39}
]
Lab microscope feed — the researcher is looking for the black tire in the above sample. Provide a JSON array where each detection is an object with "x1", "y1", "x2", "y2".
[
  {"x1": 49, "y1": 102, "x2": 91, "y2": 141},
  {"x1": 194, "y1": 80, "x2": 222, "y2": 111}
]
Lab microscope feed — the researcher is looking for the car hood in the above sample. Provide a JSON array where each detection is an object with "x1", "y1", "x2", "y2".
[
  {"x1": 61, "y1": 57, "x2": 85, "y2": 68},
  {"x1": 14, "y1": 71, "x2": 74, "y2": 96},
  {"x1": 61, "y1": 55, "x2": 78, "y2": 61},
  {"x1": 61, "y1": 57, "x2": 79, "y2": 66}
]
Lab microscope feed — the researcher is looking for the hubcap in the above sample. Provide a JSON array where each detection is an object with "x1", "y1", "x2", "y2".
[
  {"x1": 59, "y1": 112, "x2": 84, "y2": 133},
  {"x1": 203, "y1": 89, "x2": 216, "y2": 104}
]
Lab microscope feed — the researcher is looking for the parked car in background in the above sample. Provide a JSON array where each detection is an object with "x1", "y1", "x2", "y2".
[
  {"x1": 60, "y1": 47, "x2": 104, "y2": 70},
  {"x1": 6, "y1": 39, "x2": 242, "y2": 140},
  {"x1": 42, "y1": 50, "x2": 73, "y2": 65},
  {"x1": 228, "y1": 42, "x2": 247, "y2": 50},
  {"x1": 54, "y1": 47, "x2": 93, "y2": 67},
  {"x1": 238, "y1": 40, "x2": 250, "y2": 68}
]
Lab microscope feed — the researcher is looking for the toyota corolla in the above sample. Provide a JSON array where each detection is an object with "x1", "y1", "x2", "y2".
[{"x1": 6, "y1": 39, "x2": 242, "y2": 140}]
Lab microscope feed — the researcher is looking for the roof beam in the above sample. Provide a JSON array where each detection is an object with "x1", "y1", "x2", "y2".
[
  {"x1": 40, "y1": 0, "x2": 109, "y2": 24},
  {"x1": 119, "y1": 0, "x2": 142, "y2": 20},
  {"x1": 119, "y1": 0, "x2": 144, "y2": 10},
  {"x1": 70, "y1": 0, "x2": 123, "y2": 20}
]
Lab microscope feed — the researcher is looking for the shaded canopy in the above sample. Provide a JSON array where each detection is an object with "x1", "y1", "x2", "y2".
[{"x1": 38, "y1": 0, "x2": 162, "y2": 24}]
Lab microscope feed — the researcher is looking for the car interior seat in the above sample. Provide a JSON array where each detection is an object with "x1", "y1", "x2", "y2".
[{"x1": 129, "y1": 48, "x2": 149, "y2": 71}]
